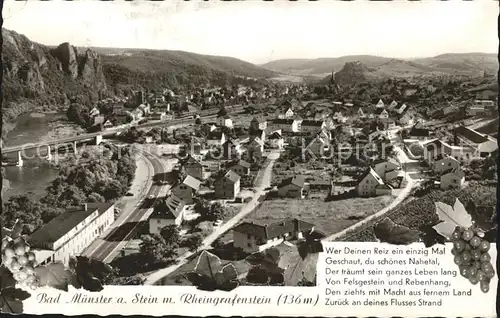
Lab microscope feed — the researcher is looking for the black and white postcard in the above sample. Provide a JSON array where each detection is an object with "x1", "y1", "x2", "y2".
[{"x1": 1, "y1": 0, "x2": 498, "y2": 316}]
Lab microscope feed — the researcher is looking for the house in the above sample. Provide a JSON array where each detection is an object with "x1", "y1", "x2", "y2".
[
  {"x1": 232, "y1": 218, "x2": 315, "y2": 253},
  {"x1": 246, "y1": 137, "x2": 265, "y2": 161},
  {"x1": 29, "y1": 203, "x2": 114, "y2": 266},
  {"x1": 149, "y1": 110, "x2": 167, "y2": 121},
  {"x1": 249, "y1": 129, "x2": 266, "y2": 143},
  {"x1": 433, "y1": 154, "x2": 461, "y2": 174},
  {"x1": 214, "y1": 170, "x2": 241, "y2": 199},
  {"x1": 355, "y1": 168, "x2": 385, "y2": 197},
  {"x1": 206, "y1": 131, "x2": 226, "y2": 147},
  {"x1": 268, "y1": 118, "x2": 300, "y2": 133},
  {"x1": 358, "y1": 108, "x2": 366, "y2": 118},
  {"x1": 305, "y1": 136, "x2": 330, "y2": 157},
  {"x1": 300, "y1": 120, "x2": 326, "y2": 134},
  {"x1": 394, "y1": 103, "x2": 407, "y2": 115},
  {"x1": 332, "y1": 111, "x2": 346, "y2": 123},
  {"x1": 468, "y1": 105, "x2": 485, "y2": 116},
  {"x1": 375, "y1": 99, "x2": 385, "y2": 108},
  {"x1": 228, "y1": 159, "x2": 251, "y2": 176},
  {"x1": 277, "y1": 175, "x2": 306, "y2": 198},
  {"x1": 149, "y1": 195, "x2": 186, "y2": 232},
  {"x1": 89, "y1": 107, "x2": 100, "y2": 117},
  {"x1": 398, "y1": 112, "x2": 414, "y2": 126},
  {"x1": 103, "y1": 120, "x2": 113, "y2": 128},
  {"x1": 423, "y1": 139, "x2": 477, "y2": 164},
  {"x1": 250, "y1": 116, "x2": 268, "y2": 131},
  {"x1": 408, "y1": 126, "x2": 430, "y2": 141},
  {"x1": 374, "y1": 108, "x2": 389, "y2": 119},
  {"x1": 218, "y1": 115, "x2": 233, "y2": 128},
  {"x1": 277, "y1": 106, "x2": 295, "y2": 119},
  {"x1": 138, "y1": 103, "x2": 151, "y2": 116},
  {"x1": 180, "y1": 155, "x2": 204, "y2": 180},
  {"x1": 93, "y1": 115, "x2": 105, "y2": 126},
  {"x1": 268, "y1": 131, "x2": 284, "y2": 149},
  {"x1": 454, "y1": 126, "x2": 498, "y2": 157},
  {"x1": 440, "y1": 168, "x2": 465, "y2": 190},
  {"x1": 170, "y1": 175, "x2": 201, "y2": 204},
  {"x1": 388, "y1": 100, "x2": 398, "y2": 110},
  {"x1": 372, "y1": 158, "x2": 400, "y2": 182},
  {"x1": 222, "y1": 138, "x2": 243, "y2": 160}
]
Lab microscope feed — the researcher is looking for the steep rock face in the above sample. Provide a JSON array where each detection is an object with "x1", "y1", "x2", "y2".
[
  {"x1": 51, "y1": 42, "x2": 79, "y2": 78},
  {"x1": 334, "y1": 61, "x2": 376, "y2": 85},
  {"x1": 2, "y1": 28, "x2": 108, "y2": 137}
]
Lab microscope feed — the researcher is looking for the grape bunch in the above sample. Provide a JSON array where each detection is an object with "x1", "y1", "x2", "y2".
[
  {"x1": 1, "y1": 236, "x2": 39, "y2": 290},
  {"x1": 451, "y1": 225, "x2": 495, "y2": 293}
]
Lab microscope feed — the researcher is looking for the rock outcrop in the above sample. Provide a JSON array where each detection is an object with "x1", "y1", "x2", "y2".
[
  {"x1": 2, "y1": 28, "x2": 108, "y2": 137},
  {"x1": 334, "y1": 61, "x2": 377, "y2": 85}
]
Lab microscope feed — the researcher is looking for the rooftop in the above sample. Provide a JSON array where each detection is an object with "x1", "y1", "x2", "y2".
[
  {"x1": 232, "y1": 218, "x2": 314, "y2": 240},
  {"x1": 278, "y1": 175, "x2": 306, "y2": 189},
  {"x1": 29, "y1": 202, "x2": 114, "y2": 246},
  {"x1": 454, "y1": 126, "x2": 489, "y2": 144}
]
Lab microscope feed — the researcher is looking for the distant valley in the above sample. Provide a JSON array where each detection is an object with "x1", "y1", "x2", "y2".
[{"x1": 260, "y1": 53, "x2": 498, "y2": 78}]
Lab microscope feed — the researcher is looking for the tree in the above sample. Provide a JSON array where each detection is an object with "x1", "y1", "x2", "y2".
[
  {"x1": 204, "y1": 202, "x2": 226, "y2": 222},
  {"x1": 160, "y1": 225, "x2": 180, "y2": 246},
  {"x1": 139, "y1": 234, "x2": 177, "y2": 265},
  {"x1": 1, "y1": 193, "x2": 45, "y2": 234},
  {"x1": 217, "y1": 106, "x2": 227, "y2": 117},
  {"x1": 182, "y1": 234, "x2": 203, "y2": 252}
]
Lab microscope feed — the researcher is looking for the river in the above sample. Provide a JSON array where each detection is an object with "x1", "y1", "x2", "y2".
[{"x1": 2, "y1": 112, "x2": 83, "y2": 199}]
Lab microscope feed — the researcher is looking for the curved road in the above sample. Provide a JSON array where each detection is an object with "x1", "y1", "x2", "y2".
[{"x1": 83, "y1": 150, "x2": 174, "y2": 262}]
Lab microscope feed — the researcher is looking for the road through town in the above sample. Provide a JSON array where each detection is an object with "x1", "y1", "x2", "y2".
[
  {"x1": 143, "y1": 151, "x2": 280, "y2": 285},
  {"x1": 83, "y1": 149, "x2": 176, "y2": 262}
]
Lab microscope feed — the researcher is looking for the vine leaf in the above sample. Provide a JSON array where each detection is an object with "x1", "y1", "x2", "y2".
[
  {"x1": 420, "y1": 224, "x2": 446, "y2": 248},
  {"x1": 433, "y1": 199, "x2": 472, "y2": 239},
  {"x1": 373, "y1": 218, "x2": 421, "y2": 245},
  {"x1": 0, "y1": 287, "x2": 30, "y2": 314},
  {"x1": 70, "y1": 256, "x2": 113, "y2": 292},
  {"x1": 188, "y1": 251, "x2": 239, "y2": 291},
  {"x1": 297, "y1": 229, "x2": 324, "y2": 260},
  {"x1": 0, "y1": 266, "x2": 30, "y2": 314},
  {"x1": 35, "y1": 262, "x2": 72, "y2": 292}
]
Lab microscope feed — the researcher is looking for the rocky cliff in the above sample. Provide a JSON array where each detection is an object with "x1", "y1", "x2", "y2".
[
  {"x1": 2, "y1": 29, "x2": 107, "y2": 136},
  {"x1": 334, "y1": 61, "x2": 379, "y2": 85}
]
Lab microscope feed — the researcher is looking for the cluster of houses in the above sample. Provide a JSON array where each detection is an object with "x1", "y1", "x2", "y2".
[{"x1": 421, "y1": 125, "x2": 498, "y2": 189}]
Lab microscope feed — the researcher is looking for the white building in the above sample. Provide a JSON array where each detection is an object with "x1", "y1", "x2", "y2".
[
  {"x1": 149, "y1": 195, "x2": 186, "y2": 233},
  {"x1": 30, "y1": 203, "x2": 115, "y2": 266},
  {"x1": 356, "y1": 168, "x2": 387, "y2": 197},
  {"x1": 433, "y1": 155, "x2": 461, "y2": 174},
  {"x1": 440, "y1": 169, "x2": 465, "y2": 190},
  {"x1": 372, "y1": 158, "x2": 401, "y2": 182},
  {"x1": 232, "y1": 218, "x2": 314, "y2": 253}
]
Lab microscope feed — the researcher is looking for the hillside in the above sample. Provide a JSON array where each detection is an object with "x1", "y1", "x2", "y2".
[
  {"x1": 1, "y1": 28, "x2": 276, "y2": 137},
  {"x1": 2, "y1": 28, "x2": 108, "y2": 137},
  {"x1": 261, "y1": 53, "x2": 498, "y2": 78},
  {"x1": 88, "y1": 47, "x2": 276, "y2": 90}
]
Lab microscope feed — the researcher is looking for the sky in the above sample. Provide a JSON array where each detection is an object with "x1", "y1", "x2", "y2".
[{"x1": 3, "y1": 0, "x2": 498, "y2": 65}]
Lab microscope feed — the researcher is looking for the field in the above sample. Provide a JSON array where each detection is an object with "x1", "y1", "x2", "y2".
[
  {"x1": 244, "y1": 196, "x2": 395, "y2": 236},
  {"x1": 342, "y1": 183, "x2": 496, "y2": 242}
]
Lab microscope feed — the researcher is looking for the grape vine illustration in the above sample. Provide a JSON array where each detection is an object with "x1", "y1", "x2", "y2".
[
  {"x1": 1, "y1": 219, "x2": 113, "y2": 313},
  {"x1": 433, "y1": 199, "x2": 495, "y2": 293},
  {"x1": 451, "y1": 226, "x2": 494, "y2": 293}
]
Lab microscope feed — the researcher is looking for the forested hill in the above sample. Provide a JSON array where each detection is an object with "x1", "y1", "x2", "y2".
[
  {"x1": 94, "y1": 47, "x2": 276, "y2": 92},
  {"x1": 1, "y1": 28, "x2": 276, "y2": 137}
]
